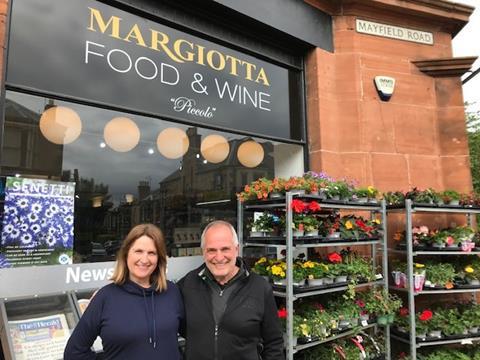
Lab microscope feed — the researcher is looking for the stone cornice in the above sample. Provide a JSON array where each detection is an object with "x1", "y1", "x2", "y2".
[
  {"x1": 412, "y1": 56, "x2": 478, "y2": 77},
  {"x1": 306, "y1": 0, "x2": 474, "y2": 35}
]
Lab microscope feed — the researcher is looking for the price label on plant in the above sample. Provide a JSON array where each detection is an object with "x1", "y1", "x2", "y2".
[{"x1": 461, "y1": 339, "x2": 473, "y2": 345}]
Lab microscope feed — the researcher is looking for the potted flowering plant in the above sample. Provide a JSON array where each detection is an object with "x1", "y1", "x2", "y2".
[
  {"x1": 416, "y1": 309, "x2": 433, "y2": 339},
  {"x1": 354, "y1": 186, "x2": 379, "y2": 203},
  {"x1": 292, "y1": 214, "x2": 305, "y2": 237},
  {"x1": 412, "y1": 188, "x2": 440, "y2": 205},
  {"x1": 324, "y1": 215, "x2": 341, "y2": 239},
  {"x1": 463, "y1": 264, "x2": 480, "y2": 286},
  {"x1": 382, "y1": 191, "x2": 405, "y2": 206},
  {"x1": 424, "y1": 262, "x2": 456, "y2": 289},
  {"x1": 411, "y1": 226, "x2": 430, "y2": 248},
  {"x1": 252, "y1": 257, "x2": 271, "y2": 279},
  {"x1": 395, "y1": 307, "x2": 410, "y2": 333},
  {"x1": 325, "y1": 180, "x2": 352, "y2": 201},
  {"x1": 304, "y1": 261, "x2": 329, "y2": 286},
  {"x1": 248, "y1": 212, "x2": 276, "y2": 236},
  {"x1": 339, "y1": 216, "x2": 360, "y2": 240},
  {"x1": 302, "y1": 215, "x2": 320, "y2": 236},
  {"x1": 268, "y1": 177, "x2": 286, "y2": 198},
  {"x1": 363, "y1": 289, "x2": 402, "y2": 326},
  {"x1": 293, "y1": 315, "x2": 313, "y2": 343},
  {"x1": 284, "y1": 176, "x2": 310, "y2": 195},
  {"x1": 292, "y1": 262, "x2": 307, "y2": 285},
  {"x1": 236, "y1": 177, "x2": 271, "y2": 202},
  {"x1": 267, "y1": 261, "x2": 286, "y2": 284},
  {"x1": 441, "y1": 189, "x2": 461, "y2": 205}
]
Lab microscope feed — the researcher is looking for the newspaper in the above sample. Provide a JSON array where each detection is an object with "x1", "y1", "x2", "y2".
[{"x1": 9, "y1": 313, "x2": 70, "y2": 360}]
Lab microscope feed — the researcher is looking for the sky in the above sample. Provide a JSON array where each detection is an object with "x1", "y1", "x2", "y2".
[{"x1": 452, "y1": 0, "x2": 480, "y2": 113}]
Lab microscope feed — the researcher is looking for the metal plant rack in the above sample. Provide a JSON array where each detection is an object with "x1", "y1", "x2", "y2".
[
  {"x1": 238, "y1": 192, "x2": 391, "y2": 360},
  {"x1": 388, "y1": 199, "x2": 480, "y2": 359}
]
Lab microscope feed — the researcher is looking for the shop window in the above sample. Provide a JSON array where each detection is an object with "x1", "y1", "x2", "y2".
[{"x1": 0, "y1": 91, "x2": 304, "y2": 263}]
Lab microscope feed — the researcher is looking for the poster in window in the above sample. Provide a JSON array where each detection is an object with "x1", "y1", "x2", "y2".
[
  {"x1": 9, "y1": 313, "x2": 71, "y2": 360},
  {"x1": 0, "y1": 177, "x2": 75, "y2": 268}
]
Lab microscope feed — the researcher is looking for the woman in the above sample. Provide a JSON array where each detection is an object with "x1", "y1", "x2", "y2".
[{"x1": 64, "y1": 224, "x2": 184, "y2": 359}]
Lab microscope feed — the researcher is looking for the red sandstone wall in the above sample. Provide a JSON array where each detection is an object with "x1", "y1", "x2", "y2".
[{"x1": 306, "y1": 1, "x2": 473, "y2": 194}]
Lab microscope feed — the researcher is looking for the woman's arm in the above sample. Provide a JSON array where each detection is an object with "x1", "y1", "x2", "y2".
[{"x1": 64, "y1": 291, "x2": 104, "y2": 360}]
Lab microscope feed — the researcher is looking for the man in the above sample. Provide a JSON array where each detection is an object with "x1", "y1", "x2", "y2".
[{"x1": 178, "y1": 220, "x2": 284, "y2": 360}]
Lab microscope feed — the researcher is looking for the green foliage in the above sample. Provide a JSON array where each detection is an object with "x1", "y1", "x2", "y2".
[
  {"x1": 425, "y1": 262, "x2": 456, "y2": 286},
  {"x1": 467, "y1": 105, "x2": 480, "y2": 193},
  {"x1": 250, "y1": 212, "x2": 275, "y2": 232}
]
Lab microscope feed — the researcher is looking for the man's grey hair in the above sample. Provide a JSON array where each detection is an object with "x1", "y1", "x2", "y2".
[{"x1": 200, "y1": 220, "x2": 239, "y2": 249}]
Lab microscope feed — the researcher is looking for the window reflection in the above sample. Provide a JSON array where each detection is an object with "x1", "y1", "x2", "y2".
[{"x1": 1, "y1": 91, "x2": 303, "y2": 262}]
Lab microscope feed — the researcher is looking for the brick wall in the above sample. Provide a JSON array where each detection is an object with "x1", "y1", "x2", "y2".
[{"x1": 305, "y1": 0, "x2": 474, "y2": 194}]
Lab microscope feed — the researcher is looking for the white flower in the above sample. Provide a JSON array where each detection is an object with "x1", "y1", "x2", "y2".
[
  {"x1": 27, "y1": 213, "x2": 39, "y2": 223},
  {"x1": 6, "y1": 207, "x2": 18, "y2": 217},
  {"x1": 64, "y1": 215, "x2": 74, "y2": 225},
  {"x1": 20, "y1": 224, "x2": 29, "y2": 232},
  {"x1": 45, "y1": 209, "x2": 54, "y2": 218},
  {"x1": 20, "y1": 233, "x2": 32, "y2": 245},
  {"x1": 30, "y1": 202, "x2": 43, "y2": 213},
  {"x1": 3, "y1": 224, "x2": 14, "y2": 234},
  {"x1": 16, "y1": 198, "x2": 29, "y2": 209},
  {"x1": 10, "y1": 228, "x2": 20, "y2": 239},
  {"x1": 45, "y1": 236, "x2": 56, "y2": 247},
  {"x1": 48, "y1": 204, "x2": 60, "y2": 214},
  {"x1": 30, "y1": 224, "x2": 41, "y2": 233}
]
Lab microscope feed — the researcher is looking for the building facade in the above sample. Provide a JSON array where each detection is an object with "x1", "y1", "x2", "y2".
[{"x1": 0, "y1": 0, "x2": 476, "y2": 358}]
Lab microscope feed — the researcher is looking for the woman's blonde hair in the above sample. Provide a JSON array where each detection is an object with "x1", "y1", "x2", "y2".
[{"x1": 110, "y1": 223, "x2": 167, "y2": 292}]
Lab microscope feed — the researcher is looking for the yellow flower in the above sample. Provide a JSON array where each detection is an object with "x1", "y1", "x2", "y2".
[
  {"x1": 255, "y1": 257, "x2": 267, "y2": 265},
  {"x1": 271, "y1": 265, "x2": 283, "y2": 276},
  {"x1": 465, "y1": 266, "x2": 474, "y2": 273},
  {"x1": 303, "y1": 261, "x2": 315, "y2": 269},
  {"x1": 345, "y1": 221, "x2": 353, "y2": 230},
  {"x1": 373, "y1": 219, "x2": 381, "y2": 224},
  {"x1": 300, "y1": 323, "x2": 309, "y2": 337},
  {"x1": 367, "y1": 186, "x2": 376, "y2": 194},
  {"x1": 280, "y1": 271, "x2": 285, "y2": 277},
  {"x1": 415, "y1": 263, "x2": 425, "y2": 268},
  {"x1": 308, "y1": 274, "x2": 314, "y2": 279}
]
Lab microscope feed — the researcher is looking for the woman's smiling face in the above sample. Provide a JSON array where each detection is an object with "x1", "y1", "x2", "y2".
[{"x1": 127, "y1": 235, "x2": 158, "y2": 287}]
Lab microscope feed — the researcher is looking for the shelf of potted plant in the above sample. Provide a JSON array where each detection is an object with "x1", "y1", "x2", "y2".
[
  {"x1": 387, "y1": 198, "x2": 480, "y2": 359},
  {"x1": 238, "y1": 179, "x2": 391, "y2": 360}
]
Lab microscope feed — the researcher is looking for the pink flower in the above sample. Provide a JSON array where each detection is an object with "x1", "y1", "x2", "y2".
[
  {"x1": 446, "y1": 236, "x2": 455, "y2": 246},
  {"x1": 419, "y1": 226, "x2": 429, "y2": 234}
]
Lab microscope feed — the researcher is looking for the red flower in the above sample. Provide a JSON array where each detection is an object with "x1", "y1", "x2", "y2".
[
  {"x1": 419, "y1": 309, "x2": 433, "y2": 321},
  {"x1": 308, "y1": 201, "x2": 321, "y2": 212},
  {"x1": 313, "y1": 302, "x2": 324, "y2": 311},
  {"x1": 399, "y1": 307, "x2": 409, "y2": 317},
  {"x1": 328, "y1": 252, "x2": 342, "y2": 263},
  {"x1": 277, "y1": 307, "x2": 287, "y2": 319},
  {"x1": 355, "y1": 219, "x2": 367, "y2": 230},
  {"x1": 355, "y1": 300, "x2": 365, "y2": 308},
  {"x1": 291, "y1": 199, "x2": 306, "y2": 213}
]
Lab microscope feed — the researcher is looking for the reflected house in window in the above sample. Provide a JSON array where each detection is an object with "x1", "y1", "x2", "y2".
[
  {"x1": 3, "y1": 99, "x2": 63, "y2": 177},
  {"x1": 104, "y1": 127, "x2": 274, "y2": 254}
]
